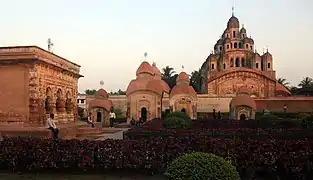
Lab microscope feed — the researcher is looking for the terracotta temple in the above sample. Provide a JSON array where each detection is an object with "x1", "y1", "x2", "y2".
[
  {"x1": 105, "y1": 13, "x2": 313, "y2": 121},
  {"x1": 0, "y1": 46, "x2": 83, "y2": 124},
  {"x1": 1, "y1": 13, "x2": 313, "y2": 125}
]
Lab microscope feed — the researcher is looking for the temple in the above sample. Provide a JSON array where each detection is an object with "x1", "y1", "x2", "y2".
[
  {"x1": 0, "y1": 46, "x2": 83, "y2": 124},
  {"x1": 199, "y1": 14, "x2": 290, "y2": 97},
  {"x1": 103, "y1": 13, "x2": 313, "y2": 121}
]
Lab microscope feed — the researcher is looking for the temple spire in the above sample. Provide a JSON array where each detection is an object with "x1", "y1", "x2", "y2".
[
  {"x1": 47, "y1": 38, "x2": 54, "y2": 52},
  {"x1": 232, "y1": 6, "x2": 235, "y2": 16},
  {"x1": 144, "y1": 52, "x2": 148, "y2": 61}
]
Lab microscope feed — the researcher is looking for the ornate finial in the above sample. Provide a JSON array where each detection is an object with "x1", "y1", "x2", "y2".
[
  {"x1": 47, "y1": 38, "x2": 54, "y2": 52},
  {"x1": 144, "y1": 52, "x2": 148, "y2": 61},
  {"x1": 266, "y1": 45, "x2": 269, "y2": 52},
  {"x1": 181, "y1": 65, "x2": 184, "y2": 72},
  {"x1": 100, "y1": 80, "x2": 104, "y2": 87},
  {"x1": 152, "y1": 62, "x2": 156, "y2": 66},
  {"x1": 263, "y1": 47, "x2": 265, "y2": 54},
  {"x1": 242, "y1": 24, "x2": 244, "y2": 28},
  {"x1": 232, "y1": 6, "x2": 235, "y2": 16}
]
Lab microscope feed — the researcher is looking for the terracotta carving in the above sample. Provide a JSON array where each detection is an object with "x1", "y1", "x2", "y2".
[
  {"x1": 56, "y1": 98, "x2": 66, "y2": 112},
  {"x1": 45, "y1": 96, "x2": 53, "y2": 113},
  {"x1": 65, "y1": 98, "x2": 74, "y2": 113}
]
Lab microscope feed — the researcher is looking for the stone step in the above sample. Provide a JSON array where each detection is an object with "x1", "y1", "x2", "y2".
[
  {"x1": 76, "y1": 131, "x2": 104, "y2": 137},
  {"x1": 76, "y1": 128, "x2": 100, "y2": 134},
  {"x1": 114, "y1": 123, "x2": 131, "y2": 128}
]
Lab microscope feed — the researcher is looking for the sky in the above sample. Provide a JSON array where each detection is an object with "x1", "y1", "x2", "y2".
[{"x1": 0, "y1": 0, "x2": 312, "y2": 93}]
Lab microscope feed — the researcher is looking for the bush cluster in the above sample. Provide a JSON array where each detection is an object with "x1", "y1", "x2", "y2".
[
  {"x1": 164, "y1": 152, "x2": 240, "y2": 180},
  {"x1": 0, "y1": 136, "x2": 313, "y2": 179},
  {"x1": 163, "y1": 112, "x2": 191, "y2": 129}
]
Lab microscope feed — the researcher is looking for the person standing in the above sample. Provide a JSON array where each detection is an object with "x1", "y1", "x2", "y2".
[
  {"x1": 46, "y1": 113, "x2": 59, "y2": 139},
  {"x1": 217, "y1": 111, "x2": 221, "y2": 120},
  {"x1": 109, "y1": 111, "x2": 116, "y2": 128},
  {"x1": 213, "y1": 109, "x2": 216, "y2": 119},
  {"x1": 87, "y1": 112, "x2": 95, "y2": 128}
]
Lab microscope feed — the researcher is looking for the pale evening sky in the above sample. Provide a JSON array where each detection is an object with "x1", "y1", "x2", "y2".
[{"x1": 0, "y1": 0, "x2": 312, "y2": 93}]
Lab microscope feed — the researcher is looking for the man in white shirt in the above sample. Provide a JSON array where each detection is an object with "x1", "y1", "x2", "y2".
[
  {"x1": 87, "y1": 112, "x2": 95, "y2": 128},
  {"x1": 46, "y1": 113, "x2": 59, "y2": 139},
  {"x1": 109, "y1": 111, "x2": 116, "y2": 128}
]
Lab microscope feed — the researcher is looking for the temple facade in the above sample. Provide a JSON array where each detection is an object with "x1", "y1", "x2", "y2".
[
  {"x1": 0, "y1": 46, "x2": 83, "y2": 124},
  {"x1": 199, "y1": 14, "x2": 291, "y2": 97},
  {"x1": 81, "y1": 13, "x2": 313, "y2": 121}
]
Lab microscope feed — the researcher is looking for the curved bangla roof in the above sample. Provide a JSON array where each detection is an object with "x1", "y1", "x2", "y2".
[
  {"x1": 136, "y1": 61, "x2": 154, "y2": 76},
  {"x1": 96, "y1": 88, "x2": 109, "y2": 99},
  {"x1": 176, "y1": 72, "x2": 190, "y2": 84},
  {"x1": 89, "y1": 99, "x2": 112, "y2": 112},
  {"x1": 89, "y1": 88, "x2": 112, "y2": 112},
  {"x1": 126, "y1": 61, "x2": 170, "y2": 96},
  {"x1": 152, "y1": 62, "x2": 162, "y2": 78},
  {"x1": 171, "y1": 72, "x2": 197, "y2": 97},
  {"x1": 275, "y1": 82, "x2": 291, "y2": 96},
  {"x1": 230, "y1": 95, "x2": 256, "y2": 110},
  {"x1": 171, "y1": 85, "x2": 197, "y2": 97},
  {"x1": 230, "y1": 86, "x2": 256, "y2": 109},
  {"x1": 208, "y1": 68, "x2": 277, "y2": 83}
]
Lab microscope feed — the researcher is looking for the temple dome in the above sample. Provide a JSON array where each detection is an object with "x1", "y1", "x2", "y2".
[
  {"x1": 240, "y1": 27, "x2": 246, "y2": 33},
  {"x1": 227, "y1": 16, "x2": 240, "y2": 28},
  {"x1": 152, "y1": 62, "x2": 162, "y2": 78},
  {"x1": 176, "y1": 72, "x2": 190, "y2": 84},
  {"x1": 170, "y1": 85, "x2": 196, "y2": 97},
  {"x1": 96, "y1": 88, "x2": 109, "y2": 99},
  {"x1": 136, "y1": 61, "x2": 154, "y2": 76}
]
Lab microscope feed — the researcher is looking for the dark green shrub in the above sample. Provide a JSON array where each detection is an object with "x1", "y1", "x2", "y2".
[
  {"x1": 164, "y1": 152, "x2": 240, "y2": 180},
  {"x1": 277, "y1": 120, "x2": 300, "y2": 128},
  {"x1": 257, "y1": 114, "x2": 278, "y2": 128},
  {"x1": 163, "y1": 111, "x2": 191, "y2": 129},
  {"x1": 167, "y1": 111, "x2": 191, "y2": 121},
  {"x1": 302, "y1": 113, "x2": 313, "y2": 129}
]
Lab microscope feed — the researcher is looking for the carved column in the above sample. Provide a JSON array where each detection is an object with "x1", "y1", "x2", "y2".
[{"x1": 28, "y1": 65, "x2": 42, "y2": 124}]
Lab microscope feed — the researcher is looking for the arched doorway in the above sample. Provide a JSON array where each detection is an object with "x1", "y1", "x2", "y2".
[
  {"x1": 97, "y1": 111, "x2": 102, "y2": 122},
  {"x1": 181, "y1": 108, "x2": 186, "y2": 113},
  {"x1": 141, "y1": 107, "x2": 147, "y2": 122},
  {"x1": 240, "y1": 114, "x2": 246, "y2": 120}
]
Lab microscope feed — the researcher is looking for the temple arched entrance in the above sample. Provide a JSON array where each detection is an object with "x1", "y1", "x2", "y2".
[
  {"x1": 181, "y1": 108, "x2": 186, "y2": 113},
  {"x1": 45, "y1": 87, "x2": 53, "y2": 113},
  {"x1": 240, "y1": 114, "x2": 246, "y2": 120},
  {"x1": 97, "y1": 111, "x2": 102, "y2": 122},
  {"x1": 141, "y1": 107, "x2": 147, "y2": 122}
]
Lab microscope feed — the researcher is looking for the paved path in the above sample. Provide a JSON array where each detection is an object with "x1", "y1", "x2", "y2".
[{"x1": 95, "y1": 128, "x2": 129, "y2": 140}]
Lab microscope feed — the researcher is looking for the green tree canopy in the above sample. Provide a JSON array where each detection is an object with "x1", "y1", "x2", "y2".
[{"x1": 84, "y1": 89, "x2": 97, "y2": 95}]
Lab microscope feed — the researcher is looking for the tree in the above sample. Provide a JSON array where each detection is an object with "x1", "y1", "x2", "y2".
[
  {"x1": 162, "y1": 66, "x2": 178, "y2": 89},
  {"x1": 277, "y1": 77, "x2": 290, "y2": 86},
  {"x1": 84, "y1": 89, "x2": 97, "y2": 95},
  {"x1": 298, "y1": 77, "x2": 313, "y2": 88},
  {"x1": 190, "y1": 70, "x2": 201, "y2": 93},
  {"x1": 289, "y1": 86, "x2": 298, "y2": 95},
  {"x1": 109, "y1": 89, "x2": 126, "y2": 95},
  {"x1": 162, "y1": 66, "x2": 176, "y2": 79}
]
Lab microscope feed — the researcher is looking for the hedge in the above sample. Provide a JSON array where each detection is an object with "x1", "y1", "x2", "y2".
[{"x1": 0, "y1": 136, "x2": 312, "y2": 179}]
